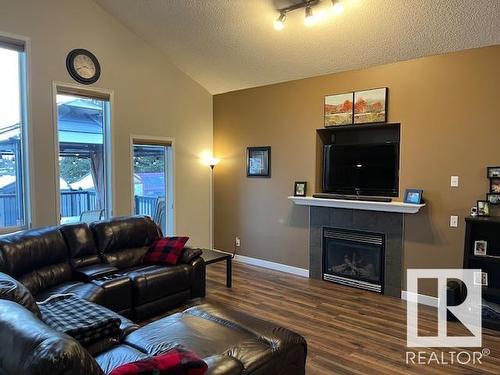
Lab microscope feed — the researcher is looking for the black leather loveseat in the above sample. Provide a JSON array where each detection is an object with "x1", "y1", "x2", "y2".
[
  {"x1": 0, "y1": 215, "x2": 205, "y2": 320},
  {"x1": 0, "y1": 216, "x2": 307, "y2": 374}
]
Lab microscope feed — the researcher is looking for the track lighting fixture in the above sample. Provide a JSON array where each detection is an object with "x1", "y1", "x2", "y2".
[{"x1": 273, "y1": 0, "x2": 345, "y2": 30}]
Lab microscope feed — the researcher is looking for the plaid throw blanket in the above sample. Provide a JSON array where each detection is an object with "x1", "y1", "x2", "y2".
[{"x1": 38, "y1": 294, "x2": 121, "y2": 345}]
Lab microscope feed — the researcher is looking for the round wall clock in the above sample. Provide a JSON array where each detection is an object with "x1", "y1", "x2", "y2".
[{"x1": 66, "y1": 49, "x2": 101, "y2": 85}]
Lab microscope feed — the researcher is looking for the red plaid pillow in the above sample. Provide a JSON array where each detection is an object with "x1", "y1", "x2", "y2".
[
  {"x1": 143, "y1": 236, "x2": 189, "y2": 265},
  {"x1": 109, "y1": 347, "x2": 207, "y2": 375}
]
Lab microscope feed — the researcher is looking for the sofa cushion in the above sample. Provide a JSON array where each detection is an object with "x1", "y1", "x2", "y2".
[
  {"x1": 95, "y1": 345, "x2": 149, "y2": 375},
  {"x1": 109, "y1": 346, "x2": 207, "y2": 375},
  {"x1": 36, "y1": 280, "x2": 105, "y2": 304},
  {"x1": 60, "y1": 223, "x2": 101, "y2": 268},
  {"x1": 90, "y1": 216, "x2": 161, "y2": 268},
  {"x1": 0, "y1": 299, "x2": 104, "y2": 375},
  {"x1": 0, "y1": 271, "x2": 41, "y2": 318},
  {"x1": 144, "y1": 237, "x2": 189, "y2": 265},
  {"x1": 102, "y1": 247, "x2": 151, "y2": 270},
  {"x1": 0, "y1": 226, "x2": 72, "y2": 295},
  {"x1": 19, "y1": 262, "x2": 74, "y2": 296},
  {"x1": 124, "y1": 264, "x2": 191, "y2": 305}
]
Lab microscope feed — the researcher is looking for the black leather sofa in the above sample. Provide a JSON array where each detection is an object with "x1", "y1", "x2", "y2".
[
  {"x1": 0, "y1": 216, "x2": 307, "y2": 374},
  {"x1": 0, "y1": 215, "x2": 205, "y2": 320}
]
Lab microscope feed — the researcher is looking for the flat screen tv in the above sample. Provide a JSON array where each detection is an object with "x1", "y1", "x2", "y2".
[{"x1": 323, "y1": 143, "x2": 399, "y2": 197}]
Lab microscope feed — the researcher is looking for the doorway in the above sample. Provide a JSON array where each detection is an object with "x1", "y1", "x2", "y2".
[{"x1": 131, "y1": 137, "x2": 174, "y2": 235}]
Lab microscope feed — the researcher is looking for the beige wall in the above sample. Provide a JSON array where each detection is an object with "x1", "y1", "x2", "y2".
[
  {"x1": 214, "y1": 45, "x2": 500, "y2": 294},
  {"x1": 0, "y1": 0, "x2": 213, "y2": 247}
]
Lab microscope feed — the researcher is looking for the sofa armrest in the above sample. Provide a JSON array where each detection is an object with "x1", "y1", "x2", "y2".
[
  {"x1": 180, "y1": 247, "x2": 203, "y2": 264},
  {"x1": 73, "y1": 264, "x2": 119, "y2": 282}
]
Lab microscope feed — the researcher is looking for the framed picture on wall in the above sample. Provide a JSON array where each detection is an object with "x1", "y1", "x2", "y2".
[
  {"x1": 324, "y1": 92, "x2": 354, "y2": 126},
  {"x1": 490, "y1": 178, "x2": 500, "y2": 193},
  {"x1": 353, "y1": 87, "x2": 387, "y2": 124},
  {"x1": 487, "y1": 193, "x2": 500, "y2": 205},
  {"x1": 247, "y1": 146, "x2": 271, "y2": 177},
  {"x1": 487, "y1": 167, "x2": 500, "y2": 179}
]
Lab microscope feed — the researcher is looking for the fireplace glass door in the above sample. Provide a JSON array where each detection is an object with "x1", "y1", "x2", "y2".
[{"x1": 323, "y1": 228, "x2": 384, "y2": 292}]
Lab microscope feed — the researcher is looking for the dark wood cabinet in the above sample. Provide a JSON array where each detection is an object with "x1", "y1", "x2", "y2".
[{"x1": 464, "y1": 216, "x2": 500, "y2": 330}]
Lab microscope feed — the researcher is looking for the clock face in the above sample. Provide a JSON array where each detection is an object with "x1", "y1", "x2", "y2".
[
  {"x1": 66, "y1": 49, "x2": 100, "y2": 84},
  {"x1": 73, "y1": 54, "x2": 96, "y2": 79}
]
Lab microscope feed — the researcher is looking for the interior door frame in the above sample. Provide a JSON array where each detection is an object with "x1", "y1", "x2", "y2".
[{"x1": 129, "y1": 135, "x2": 175, "y2": 235}]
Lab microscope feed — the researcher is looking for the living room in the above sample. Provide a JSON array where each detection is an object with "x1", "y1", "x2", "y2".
[{"x1": 0, "y1": 0, "x2": 499, "y2": 374}]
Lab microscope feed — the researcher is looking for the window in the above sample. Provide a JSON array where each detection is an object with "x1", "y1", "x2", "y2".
[
  {"x1": 0, "y1": 39, "x2": 29, "y2": 231},
  {"x1": 55, "y1": 91, "x2": 111, "y2": 224}
]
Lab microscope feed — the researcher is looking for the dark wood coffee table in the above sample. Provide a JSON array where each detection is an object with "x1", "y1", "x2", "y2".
[{"x1": 201, "y1": 248, "x2": 232, "y2": 288}]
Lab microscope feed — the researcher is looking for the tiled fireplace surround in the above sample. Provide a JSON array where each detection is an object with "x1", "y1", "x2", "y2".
[{"x1": 309, "y1": 206, "x2": 404, "y2": 297}]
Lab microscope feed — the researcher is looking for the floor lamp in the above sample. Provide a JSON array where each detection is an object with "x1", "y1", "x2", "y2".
[{"x1": 207, "y1": 156, "x2": 219, "y2": 249}]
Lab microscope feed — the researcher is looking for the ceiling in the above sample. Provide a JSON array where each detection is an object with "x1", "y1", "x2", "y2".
[{"x1": 95, "y1": 0, "x2": 500, "y2": 94}]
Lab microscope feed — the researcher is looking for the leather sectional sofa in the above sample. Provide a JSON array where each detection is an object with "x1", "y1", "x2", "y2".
[
  {"x1": 0, "y1": 216, "x2": 205, "y2": 320},
  {"x1": 0, "y1": 215, "x2": 205, "y2": 320},
  {"x1": 0, "y1": 216, "x2": 307, "y2": 374}
]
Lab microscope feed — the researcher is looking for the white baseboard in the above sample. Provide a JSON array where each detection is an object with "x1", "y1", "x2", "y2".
[
  {"x1": 401, "y1": 290, "x2": 439, "y2": 307},
  {"x1": 234, "y1": 255, "x2": 309, "y2": 278}
]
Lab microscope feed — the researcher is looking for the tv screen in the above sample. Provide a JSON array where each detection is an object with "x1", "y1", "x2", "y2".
[{"x1": 323, "y1": 143, "x2": 399, "y2": 197}]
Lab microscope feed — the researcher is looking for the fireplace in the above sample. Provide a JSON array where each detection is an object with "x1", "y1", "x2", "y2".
[{"x1": 323, "y1": 227, "x2": 384, "y2": 293}]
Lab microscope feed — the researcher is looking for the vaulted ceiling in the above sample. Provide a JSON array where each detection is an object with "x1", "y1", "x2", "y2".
[{"x1": 95, "y1": 0, "x2": 500, "y2": 94}]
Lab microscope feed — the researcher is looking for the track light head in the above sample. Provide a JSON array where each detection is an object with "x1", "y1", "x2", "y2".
[
  {"x1": 304, "y1": 6, "x2": 316, "y2": 27},
  {"x1": 331, "y1": 0, "x2": 344, "y2": 15},
  {"x1": 274, "y1": 12, "x2": 286, "y2": 30}
]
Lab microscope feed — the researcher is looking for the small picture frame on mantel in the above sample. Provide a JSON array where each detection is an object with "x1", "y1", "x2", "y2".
[
  {"x1": 294, "y1": 181, "x2": 307, "y2": 197},
  {"x1": 404, "y1": 189, "x2": 423, "y2": 204}
]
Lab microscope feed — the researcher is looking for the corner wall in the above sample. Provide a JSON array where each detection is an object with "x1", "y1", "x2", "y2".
[
  {"x1": 214, "y1": 45, "x2": 500, "y2": 295},
  {"x1": 0, "y1": 0, "x2": 213, "y2": 247}
]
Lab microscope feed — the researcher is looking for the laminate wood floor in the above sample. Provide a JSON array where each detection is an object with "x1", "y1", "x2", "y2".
[{"x1": 200, "y1": 261, "x2": 500, "y2": 375}]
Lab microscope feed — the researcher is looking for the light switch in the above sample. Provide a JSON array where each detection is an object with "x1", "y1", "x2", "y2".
[
  {"x1": 451, "y1": 176, "x2": 459, "y2": 187},
  {"x1": 450, "y1": 215, "x2": 459, "y2": 228}
]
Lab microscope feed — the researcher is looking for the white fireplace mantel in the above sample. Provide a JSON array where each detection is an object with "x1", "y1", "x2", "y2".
[{"x1": 288, "y1": 196, "x2": 425, "y2": 214}]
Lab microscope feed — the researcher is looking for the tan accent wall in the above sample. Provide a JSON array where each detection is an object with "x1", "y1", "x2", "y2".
[
  {"x1": 0, "y1": 0, "x2": 213, "y2": 247},
  {"x1": 214, "y1": 45, "x2": 500, "y2": 295}
]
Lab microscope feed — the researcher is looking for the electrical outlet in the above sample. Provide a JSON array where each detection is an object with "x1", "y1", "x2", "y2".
[
  {"x1": 450, "y1": 215, "x2": 459, "y2": 228},
  {"x1": 235, "y1": 237, "x2": 241, "y2": 247},
  {"x1": 451, "y1": 176, "x2": 459, "y2": 187}
]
